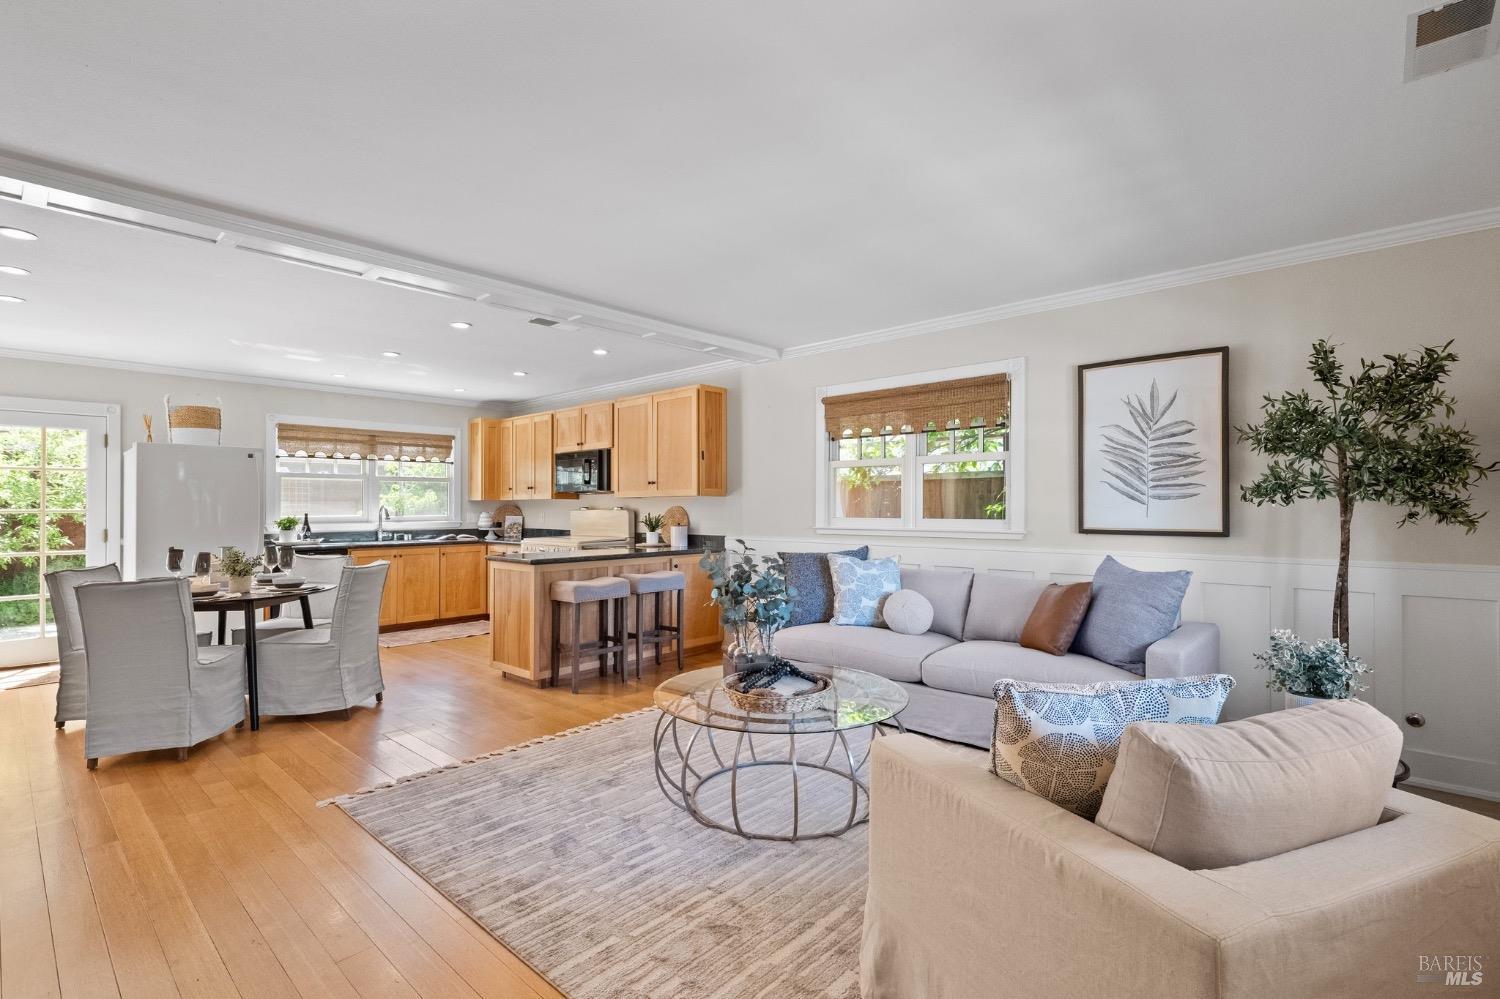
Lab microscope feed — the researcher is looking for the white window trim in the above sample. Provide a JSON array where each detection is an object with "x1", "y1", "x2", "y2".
[
  {"x1": 813, "y1": 357, "x2": 1026, "y2": 539},
  {"x1": 264, "y1": 414, "x2": 466, "y2": 531}
]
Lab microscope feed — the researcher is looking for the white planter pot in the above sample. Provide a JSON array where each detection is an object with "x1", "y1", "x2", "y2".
[
  {"x1": 670, "y1": 525, "x2": 689, "y2": 548},
  {"x1": 1284, "y1": 692, "x2": 1335, "y2": 710},
  {"x1": 227, "y1": 575, "x2": 254, "y2": 594},
  {"x1": 278, "y1": 530, "x2": 296, "y2": 542},
  {"x1": 645, "y1": 531, "x2": 662, "y2": 546}
]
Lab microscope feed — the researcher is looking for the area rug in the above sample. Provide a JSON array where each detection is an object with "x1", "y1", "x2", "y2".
[
  {"x1": 0, "y1": 664, "x2": 60, "y2": 691},
  {"x1": 378, "y1": 619, "x2": 490, "y2": 647},
  {"x1": 331, "y1": 709, "x2": 876, "y2": 998}
]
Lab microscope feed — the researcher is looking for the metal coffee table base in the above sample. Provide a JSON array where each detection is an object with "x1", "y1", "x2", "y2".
[{"x1": 652, "y1": 712, "x2": 903, "y2": 842}]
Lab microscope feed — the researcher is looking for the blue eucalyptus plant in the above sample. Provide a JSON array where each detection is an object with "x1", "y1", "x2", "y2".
[
  {"x1": 700, "y1": 540, "x2": 796, "y2": 661},
  {"x1": 1253, "y1": 629, "x2": 1372, "y2": 700}
]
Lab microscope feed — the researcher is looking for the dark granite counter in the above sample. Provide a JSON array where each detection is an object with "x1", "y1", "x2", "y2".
[{"x1": 486, "y1": 544, "x2": 713, "y2": 566}]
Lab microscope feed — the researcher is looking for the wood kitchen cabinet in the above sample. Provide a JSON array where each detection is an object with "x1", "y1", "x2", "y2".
[
  {"x1": 612, "y1": 385, "x2": 727, "y2": 498},
  {"x1": 553, "y1": 401, "x2": 614, "y2": 453},
  {"x1": 352, "y1": 543, "x2": 488, "y2": 629},
  {"x1": 509, "y1": 412, "x2": 569, "y2": 499},
  {"x1": 671, "y1": 553, "x2": 723, "y2": 650},
  {"x1": 467, "y1": 418, "x2": 512, "y2": 501}
]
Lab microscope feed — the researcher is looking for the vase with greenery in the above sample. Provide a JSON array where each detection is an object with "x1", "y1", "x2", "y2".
[
  {"x1": 218, "y1": 546, "x2": 262, "y2": 594},
  {"x1": 1238, "y1": 339, "x2": 1495, "y2": 649},
  {"x1": 641, "y1": 512, "x2": 665, "y2": 545},
  {"x1": 700, "y1": 540, "x2": 795, "y2": 671},
  {"x1": 274, "y1": 516, "x2": 299, "y2": 542},
  {"x1": 1254, "y1": 629, "x2": 1372, "y2": 708}
]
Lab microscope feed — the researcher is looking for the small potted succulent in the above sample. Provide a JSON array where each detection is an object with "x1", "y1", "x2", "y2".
[
  {"x1": 274, "y1": 516, "x2": 300, "y2": 542},
  {"x1": 1254, "y1": 629, "x2": 1372, "y2": 708},
  {"x1": 218, "y1": 546, "x2": 263, "y2": 594},
  {"x1": 641, "y1": 512, "x2": 665, "y2": 546}
]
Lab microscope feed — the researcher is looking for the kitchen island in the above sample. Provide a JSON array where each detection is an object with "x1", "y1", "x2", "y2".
[{"x1": 488, "y1": 545, "x2": 721, "y2": 685}]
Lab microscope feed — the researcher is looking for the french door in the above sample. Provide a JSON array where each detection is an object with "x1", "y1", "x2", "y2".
[{"x1": 0, "y1": 400, "x2": 116, "y2": 667}]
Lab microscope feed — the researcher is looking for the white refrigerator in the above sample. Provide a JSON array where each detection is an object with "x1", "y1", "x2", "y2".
[{"x1": 122, "y1": 444, "x2": 265, "y2": 580}]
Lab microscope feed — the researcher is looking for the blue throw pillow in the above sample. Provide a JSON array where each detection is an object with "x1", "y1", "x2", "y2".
[
  {"x1": 828, "y1": 554, "x2": 902, "y2": 627},
  {"x1": 779, "y1": 547, "x2": 868, "y2": 627},
  {"x1": 1071, "y1": 556, "x2": 1192, "y2": 674}
]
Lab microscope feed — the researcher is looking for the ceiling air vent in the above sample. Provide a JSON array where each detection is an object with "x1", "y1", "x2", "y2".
[
  {"x1": 528, "y1": 317, "x2": 560, "y2": 327},
  {"x1": 1406, "y1": 0, "x2": 1498, "y2": 80}
]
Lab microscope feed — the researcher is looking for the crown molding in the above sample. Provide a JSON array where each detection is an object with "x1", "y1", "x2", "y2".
[
  {"x1": 0, "y1": 150, "x2": 781, "y2": 363},
  {"x1": 0, "y1": 345, "x2": 495, "y2": 409},
  {"x1": 505, "y1": 358, "x2": 743, "y2": 414},
  {"x1": 783, "y1": 205, "x2": 1500, "y2": 358}
]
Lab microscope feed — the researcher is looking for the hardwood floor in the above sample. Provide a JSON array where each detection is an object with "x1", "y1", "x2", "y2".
[
  {"x1": 0, "y1": 637, "x2": 715, "y2": 999},
  {"x1": 5, "y1": 641, "x2": 1497, "y2": 999}
]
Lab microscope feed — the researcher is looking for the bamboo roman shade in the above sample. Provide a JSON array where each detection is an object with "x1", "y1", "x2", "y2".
[
  {"x1": 275, "y1": 423, "x2": 455, "y2": 463},
  {"x1": 821, "y1": 374, "x2": 1011, "y2": 438}
]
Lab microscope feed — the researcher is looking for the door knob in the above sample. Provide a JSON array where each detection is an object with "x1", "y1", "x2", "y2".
[{"x1": 1404, "y1": 712, "x2": 1426, "y2": 728}]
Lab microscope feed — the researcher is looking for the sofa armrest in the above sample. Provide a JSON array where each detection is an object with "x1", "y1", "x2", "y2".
[
  {"x1": 1144, "y1": 620, "x2": 1219, "y2": 679},
  {"x1": 861, "y1": 734, "x2": 1264, "y2": 999}
]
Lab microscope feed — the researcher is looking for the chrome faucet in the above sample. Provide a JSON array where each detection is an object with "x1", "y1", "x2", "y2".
[{"x1": 376, "y1": 505, "x2": 391, "y2": 541}]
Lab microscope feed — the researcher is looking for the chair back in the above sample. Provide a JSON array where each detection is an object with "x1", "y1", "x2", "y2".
[
  {"x1": 45, "y1": 562, "x2": 122, "y2": 656},
  {"x1": 292, "y1": 553, "x2": 352, "y2": 618},
  {"x1": 329, "y1": 561, "x2": 388, "y2": 662},
  {"x1": 75, "y1": 577, "x2": 198, "y2": 758}
]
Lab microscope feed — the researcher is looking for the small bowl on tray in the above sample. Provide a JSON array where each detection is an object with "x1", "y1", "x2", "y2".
[
  {"x1": 722, "y1": 670, "x2": 832, "y2": 713},
  {"x1": 271, "y1": 576, "x2": 307, "y2": 589}
]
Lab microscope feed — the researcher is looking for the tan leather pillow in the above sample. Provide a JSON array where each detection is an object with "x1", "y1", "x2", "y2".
[
  {"x1": 1095, "y1": 699, "x2": 1402, "y2": 869},
  {"x1": 1018, "y1": 582, "x2": 1092, "y2": 655}
]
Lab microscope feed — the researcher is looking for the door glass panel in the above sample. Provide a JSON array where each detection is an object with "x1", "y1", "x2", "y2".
[
  {"x1": 0, "y1": 426, "x2": 41, "y2": 466},
  {"x1": 45, "y1": 513, "x2": 86, "y2": 550},
  {"x1": 0, "y1": 596, "x2": 41, "y2": 641}
]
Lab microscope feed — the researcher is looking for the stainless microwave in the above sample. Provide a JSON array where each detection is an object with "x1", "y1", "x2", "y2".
[{"x1": 555, "y1": 449, "x2": 611, "y2": 494}]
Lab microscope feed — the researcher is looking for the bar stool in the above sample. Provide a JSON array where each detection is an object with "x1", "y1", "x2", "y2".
[
  {"x1": 622, "y1": 570, "x2": 685, "y2": 679},
  {"x1": 550, "y1": 577, "x2": 629, "y2": 694}
]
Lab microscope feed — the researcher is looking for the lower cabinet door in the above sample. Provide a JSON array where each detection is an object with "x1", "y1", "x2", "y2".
[
  {"x1": 673, "y1": 555, "x2": 722, "y2": 650},
  {"x1": 351, "y1": 550, "x2": 402, "y2": 627},
  {"x1": 398, "y1": 549, "x2": 441, "y2": 624},
  {"x1": 439, "y1": 546, "x2": 487, "y2": 618}
]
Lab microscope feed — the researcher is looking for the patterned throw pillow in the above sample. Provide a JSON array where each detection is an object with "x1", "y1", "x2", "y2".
[
  {"x1": 990, "y1": 674, "x2": 1235, "y2": 819},
  {"x1": 828, "y1": 553, "x2": 902, "y2": 627},
  {"x1": 779, "y1": 547, "x2": 869, "y2": 627}
]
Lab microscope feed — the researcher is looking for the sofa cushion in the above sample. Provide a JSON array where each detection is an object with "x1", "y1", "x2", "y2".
[
  {"x1": 776, "y1": 622, "x2": 956, "y2": 683},
  {"x1": 829, "y1": 554, "x2": 902, "y2": 627},
  {"x1": 991, "y1": 674, "x2": 1235, "y2": 819},
  {"x1": 962, "y1": 574, "x2": 1048, "y2": 643},
  {"x1": 899, "y1": 568, "x2": 973, "y2": 639},
  {"x1": 1072, "y1": 556, "x2": 1191, "y2": 674},
  {"x1": 1096, "y1": 698, "x2": 1402, "y2": 869},
  {"x1": 882, "y1": 589, "x2": 934, "y2": 636},
  {"x1": 922, "y1": 640, "x2": 1137, "y2": 697},
  {"x1": 779, "y1": 546, "x2": 868, "y2": 627},
  {"x1": 1019, "y1": 582, "x2": 1093, "y2": 655}
]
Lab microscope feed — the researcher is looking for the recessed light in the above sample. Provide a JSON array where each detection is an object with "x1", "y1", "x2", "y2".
[
  {"x1": 512, "y1": 371, "x2": 528, "y2": 377},
  {"x1": 449, "y1": 321, "x2": 472, "y2": 329},
  {"x1": 592, "y1": 348, "x2": 609, "y2": 356},
  {"x1": 283, "y1": 354, "x2": 319, "y2": 363},
  {"x1": 453, "y1": 388, "x2": 466, "y2": 393},
  {"x1": 0, "y1": 227, "x2": 38, "y2": 241},
  {"x1": 0, "y1": 266, "x2": 29, "y2": 276},
  {"x1": 331, "y1": 373, "x2": 347, "y2": 379},
  {"x1": 381, "y1": 351, "x2": 401, "y2": 358},
  {"x1": 0, "y1": 295, "x2": 24, "y2": 304}
]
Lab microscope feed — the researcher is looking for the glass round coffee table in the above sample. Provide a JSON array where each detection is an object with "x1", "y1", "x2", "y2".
[{"x1": 653, "y1": 665, "x2": 908, "y2": 841}]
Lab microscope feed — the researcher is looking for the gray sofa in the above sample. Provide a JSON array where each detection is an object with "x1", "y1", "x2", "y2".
[{"x1": 776, "y1": 567, "x2": 1220, "y2": 747}]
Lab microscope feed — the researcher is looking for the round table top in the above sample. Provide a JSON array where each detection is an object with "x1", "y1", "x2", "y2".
[
  {"x1": 190, "y1": 582, "x2": 334, "y2": 609},
  {"x1": 654, "y1": 665, "x2": 908, "y2": 734}
]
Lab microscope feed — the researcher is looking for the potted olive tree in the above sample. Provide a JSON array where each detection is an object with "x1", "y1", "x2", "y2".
[{"x1": 1239, "y1": 339, "x2": 1495, "y2": 651}]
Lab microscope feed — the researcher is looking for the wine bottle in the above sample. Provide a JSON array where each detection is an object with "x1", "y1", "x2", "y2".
[{"x1": 300, "y1": 513, "x2": 312, "y2": 540}]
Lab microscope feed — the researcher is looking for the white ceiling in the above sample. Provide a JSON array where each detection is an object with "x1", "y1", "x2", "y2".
[{"x1": 1, "y1": 0, "x2": 1498, "y2": 400}]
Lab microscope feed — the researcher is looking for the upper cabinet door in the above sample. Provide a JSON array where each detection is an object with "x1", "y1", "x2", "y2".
[
  {"x1": 532, "y1": 414, "x2": 556, "y2": 497},
  {"x1": 495, "y1": 419, "x2": 514, "y2": 500},
  {"x1": 467, "y1": 418, "x2": 511, "y2": 501},
  {"x1": 613, "y1": 395, "x2": 654, "y2": 496},
  {"x1": 580, "y1": 401, "x2": 614, "y2": 450},
  {"x1": 652, "y1": 387, "x2": 699, "y2": 497},
  {"x1": 513, "y1": 415, "x2": 536, "y2": 497},
  {"x1": 553, "y1": 408, "x2": 583, "y2": 454}
]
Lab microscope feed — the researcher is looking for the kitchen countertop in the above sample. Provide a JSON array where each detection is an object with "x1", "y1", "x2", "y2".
[
  {"x1": 487, "y1": 544, "x2": 711, "y2": 566},
  {"x1": 278, "y1": 536, "x2": 500, "y2": 552}
]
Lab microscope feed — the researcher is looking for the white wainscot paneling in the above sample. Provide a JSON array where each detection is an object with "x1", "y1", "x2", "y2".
[{"x1": 752, "y1": 535, "x2": 1500, "y2": 800}]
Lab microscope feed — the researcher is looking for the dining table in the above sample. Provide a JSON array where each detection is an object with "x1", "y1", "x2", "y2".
[{"x1": 191, "y1": 582, "x2": 336, "y2": 730}]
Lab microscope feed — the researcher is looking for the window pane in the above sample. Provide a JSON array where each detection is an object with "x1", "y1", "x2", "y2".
[
  {"x1": 982, "y1": 427, "x2": 1008, "y2": 453},
  {"x1": 276, "y1": 457, "x2": 365, "y2": 476},
  {"x1": 378, "y1": 461, "x2": 451, "y2": 480},
  {"x1": 0, "y1": 555, "x2": 40, "y2": 597},
  {"x1": 922, "y1": 461, "x2": 1006, "y2": 521},
  {"x1": 280, "y1": 476, "x2": 365, "y2": 519},
  {"x1": 380, "y1": 480, "x2": 451, "y2": 518},
  {"x1": 44, "y1": 553, "x2": 86, "y2": 574},
  {"x1": 0, "y1": 426, "x2": 42, "y2": 467},
  {"x1": 0, "y1": 468, "x2": 41, "y2": 509},
  {"x1": 859, "y1": 437, "x2": 884, "y2": 460},
  {"x1": 44, "y1": 428, "x2": 88, "y2": 468},
  {"x1": 955, "y1": 428, "x2": 982, "y2": 453},
  {"x1": 835, "y1": 466, "x2": 902, "y2": 519},
  {"x1": 45, "y1": 512, "x2": 86, "y2": 551},
  {"x1": 883, "y1": 435, "x2": 906, "y2": 458},
  {"x1": 925, "y1": 430, "x2": 954, "y2": 456},
  {"x1": 0, "y1": 513, "x2": 41, "y2": 555},
  {"x1": 836, "y1": 438, "x2": 860, "y2": 461},
  {"x1": 0, "y1": 596, "x2": 41, "y2": 640},
  {"x1": 45, "y1": 469, "x2": 87, "y2": 510}
]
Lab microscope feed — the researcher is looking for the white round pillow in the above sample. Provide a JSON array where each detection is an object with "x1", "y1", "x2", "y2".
[{"x1": 882, "y1": 588, "x2": 934, "y2": 635}]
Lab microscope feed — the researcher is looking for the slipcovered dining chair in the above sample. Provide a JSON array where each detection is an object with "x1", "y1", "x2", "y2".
[
  {"x1": 255, "y1": 561, "x2": 388, "y2": 718},
  {"x1": 237, "y1": 552, "x2": 351, "y2": 641},
  {"x1": 75, "y1": 577, "x2": 247, "y2": 770},
  {"x1": 44, "y1": 562, "x2": 121, "y2": 729}
]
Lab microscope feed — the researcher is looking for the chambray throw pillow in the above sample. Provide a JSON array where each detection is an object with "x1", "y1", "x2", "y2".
[
  {"x1": 990, "y1": 674, "x2": 1235, "y2": 819},
  {"x1": 779, "y1": 547, "x2": 869, "y2": 627},
  {"x1": 1071, "y1": 556, "x2": 1192, "y2": 674},
  {"x1": 828, "y1": 553, "x2": 901, "y2": 627}
]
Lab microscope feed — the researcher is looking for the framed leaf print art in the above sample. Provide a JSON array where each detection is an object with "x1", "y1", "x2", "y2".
[{"x1": 1078, "y1": 347, "x2": 1228, "y2": 536}]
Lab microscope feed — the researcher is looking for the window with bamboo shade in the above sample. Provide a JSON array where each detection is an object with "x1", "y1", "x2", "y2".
[{"x1": 271, "y1": 422, "x2": 460, "y2": 525}]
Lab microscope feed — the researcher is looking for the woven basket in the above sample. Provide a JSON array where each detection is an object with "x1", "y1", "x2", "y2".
[
  {"x1": 168, "y1": 404, "x2": 222, "y2": 431},
  {"x1": 723, "y1": 672, "x2": 832, "y2": 714}
]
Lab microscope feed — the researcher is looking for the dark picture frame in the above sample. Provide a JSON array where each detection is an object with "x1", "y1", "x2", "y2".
[{"x1": 1077, "y1": 346, "x2": 1229, "y2": 537}]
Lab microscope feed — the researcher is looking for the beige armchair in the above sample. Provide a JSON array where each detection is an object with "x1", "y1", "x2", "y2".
[{"x1": 861, "y1": 735, "x2": 1500, "y2": 999}]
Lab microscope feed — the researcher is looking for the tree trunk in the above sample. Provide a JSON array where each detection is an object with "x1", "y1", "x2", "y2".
[{"x1": 1332, "y1": 452, "x2": 1353, "y2": 650}]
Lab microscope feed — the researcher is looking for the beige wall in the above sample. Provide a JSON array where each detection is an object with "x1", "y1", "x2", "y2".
[
  {"x1": 735, "y1": 227, "x2": 1500, "y2": 567},
  {"x1": 0, "y1": 355, "x2": 501, "y2": 526}
]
